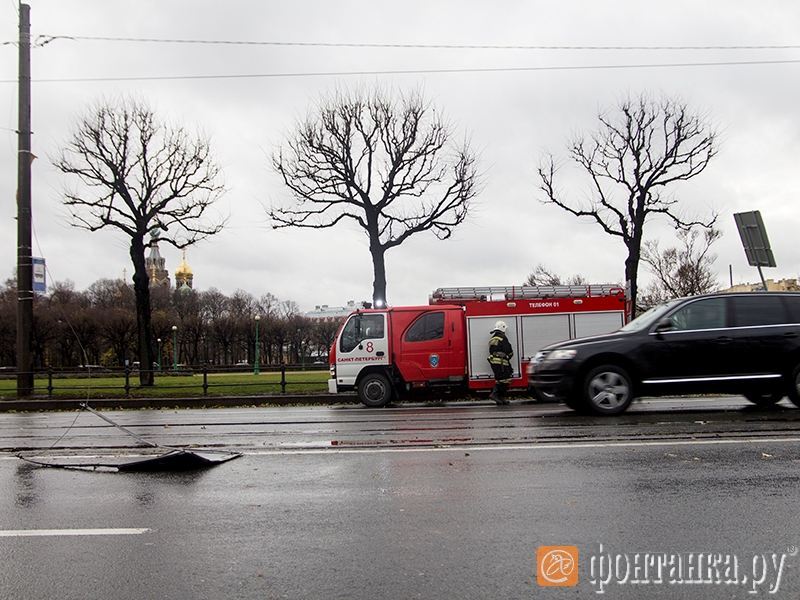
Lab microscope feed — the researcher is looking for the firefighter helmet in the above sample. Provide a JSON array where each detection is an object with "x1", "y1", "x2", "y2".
[{"x1": 492, "y1": 320, "x2": 507, "y2": 333}]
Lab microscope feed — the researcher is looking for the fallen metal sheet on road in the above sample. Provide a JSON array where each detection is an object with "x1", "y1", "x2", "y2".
[
  {"x1": 16, "y1": 403, "x2": 242, "y2": 472},
  {"x1": 115, "y1": 449, "x2": 240, "y2": 472},
  {"x1": 18, "y1": 450, "x2": 241, "y2": 472}
]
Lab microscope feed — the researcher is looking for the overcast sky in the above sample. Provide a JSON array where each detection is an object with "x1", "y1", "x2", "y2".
[{"x1": 1, "y1": 1, "x2": 799, "y2": 311}]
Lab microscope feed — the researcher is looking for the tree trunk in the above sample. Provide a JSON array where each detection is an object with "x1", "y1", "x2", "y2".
[
  {"x1": 130, "y1": 236, "x2": 155, "y2": 386},
  {"x1": 370, "y1": 243, "x2": 387, "y2": 307},
  {"x1": 625, "y1": 243, "x2": 642, "y2": 321}
]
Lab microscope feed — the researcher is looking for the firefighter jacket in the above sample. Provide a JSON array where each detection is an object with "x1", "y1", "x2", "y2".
[{"x1": 488, "y1": 330, "x2": 513, "y2": 368}]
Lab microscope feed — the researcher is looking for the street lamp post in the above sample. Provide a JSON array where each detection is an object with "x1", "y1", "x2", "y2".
[
  {"x1": 172, "y1": 325, "x2": 178, "y2": 370},
  {"x1": 254, "y1": 315, "x2": 261, "y2": 375},
  {"x1": 157, "y1": 338, "x2": 162, "y2": 373}
]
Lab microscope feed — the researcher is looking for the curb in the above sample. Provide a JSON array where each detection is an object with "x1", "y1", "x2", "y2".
[{"x1": 0, "y1": 393, "x2": 360, "y2": 412}]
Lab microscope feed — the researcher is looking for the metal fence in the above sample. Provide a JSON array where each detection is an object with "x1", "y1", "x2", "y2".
[{"x1": 0, "y1": 363, "x2": 330, "y2": 399}]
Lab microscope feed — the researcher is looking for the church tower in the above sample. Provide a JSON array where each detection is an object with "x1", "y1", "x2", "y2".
[
  {"x1": 175, "y1": 250, "x2": 194, "y2": 290},
  {"x1": 145, "y1": 232, "x2": 170, "y2": 289}
]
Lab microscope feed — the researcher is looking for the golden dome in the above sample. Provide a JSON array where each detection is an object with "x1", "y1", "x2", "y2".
[{"x1": 175, "y1": 250, "x2": 193, "y2": 277}]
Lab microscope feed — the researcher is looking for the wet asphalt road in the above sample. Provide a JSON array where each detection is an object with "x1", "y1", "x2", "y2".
[{"x1": 2, "y1": 396, "x2": 800, "y2": 599}]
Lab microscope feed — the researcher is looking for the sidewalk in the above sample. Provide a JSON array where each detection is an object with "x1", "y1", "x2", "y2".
[{"x1": 0, "y1": 393, "x2": 360, "y2": 412}]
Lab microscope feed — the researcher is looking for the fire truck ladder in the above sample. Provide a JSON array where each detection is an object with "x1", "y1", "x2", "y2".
[{"x1": 431, "y1": 285, "x2": 624, "y2": 301}]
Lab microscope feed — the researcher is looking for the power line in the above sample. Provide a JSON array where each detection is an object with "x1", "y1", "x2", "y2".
[
  {"x1": 0, "y1": 58, "x2": 799, "y2": 84},
  {"x1": 30, "y1": 34, "x2": 800, "y2": 51}
]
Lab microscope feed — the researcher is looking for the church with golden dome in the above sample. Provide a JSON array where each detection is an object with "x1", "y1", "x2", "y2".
[
  {"x1": 145, "y1": 233, "x2": 170, "y2": 289},
  {"x1": 145, "y1": 233, "x2": 195, "y2": 291},
  {"x1": 175, "y1": 250, "x2": 194, "y2": 290}
]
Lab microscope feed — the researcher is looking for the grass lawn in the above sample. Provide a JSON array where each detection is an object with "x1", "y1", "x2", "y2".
[{"x1": 0, "y1": 370, "x2": 330, "y2": 399}]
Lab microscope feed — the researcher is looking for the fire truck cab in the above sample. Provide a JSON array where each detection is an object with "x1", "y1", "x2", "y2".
[{"x1": 328, "y1": 285, "x2": 626, "y2": 407}]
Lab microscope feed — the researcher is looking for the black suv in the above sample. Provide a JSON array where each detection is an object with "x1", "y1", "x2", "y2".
[{"x1": 528, "y1": 292, "x2": 800, "y2": 415}]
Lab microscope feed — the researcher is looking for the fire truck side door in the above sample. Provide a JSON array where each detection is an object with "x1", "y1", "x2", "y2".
[
  {"x1": 397, "y1": 310, "x2": 465, "y2": 382},
  {"x1": 335, "y1": 313, "x2": 390, "y2": 387}
]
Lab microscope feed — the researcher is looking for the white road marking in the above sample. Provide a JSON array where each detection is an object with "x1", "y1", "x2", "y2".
[
  {"x1": 4, "y1": 434, "x2": 800, "y2": 462},
  {"x1": 0, "y1": 528, "x2": 150, "y2": 537},
  {"x1": 245, "y1": 435, "x2": 800, "y2": 455}
]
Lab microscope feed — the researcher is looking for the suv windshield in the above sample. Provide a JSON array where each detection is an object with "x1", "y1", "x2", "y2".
[{"x1": 619, "y1": 298, "x2": 683, "y2": 333}]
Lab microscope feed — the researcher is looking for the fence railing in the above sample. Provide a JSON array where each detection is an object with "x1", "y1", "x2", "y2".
[{"x1": 0, "y1": 363, "x2": 331, "y2": 399}]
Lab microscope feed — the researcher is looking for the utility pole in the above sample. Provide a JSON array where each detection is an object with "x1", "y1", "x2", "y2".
[{"x1": 16, "y1": 3, "x2": 33, "y2": 397}]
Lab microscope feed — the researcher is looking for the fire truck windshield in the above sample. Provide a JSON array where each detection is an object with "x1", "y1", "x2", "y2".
[{"x1": 340, "y1": 313, "x2": 385, "y2": 353}]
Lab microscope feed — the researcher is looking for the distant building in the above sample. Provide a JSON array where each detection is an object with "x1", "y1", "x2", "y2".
[
  {"x1": 145, "y1": 233, "x2": 170, "y2": 289},
  {"x1": 721, "y1": 278, "x2": 800, "y2": 293},
  {"x1": 175, "y1": 250, "x2": 194, "y2": 290},
  {"x1": 305, "y1": 300, "x2": 369, "y2": 322}
]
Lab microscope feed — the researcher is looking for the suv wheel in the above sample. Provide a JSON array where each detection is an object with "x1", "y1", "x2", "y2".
[
  {"x1": 788, "y1": 365, "x2": 800, "y2": 409},
  {"x1": 582, "y1": 365, "x2": 634, "y2": 415},
  {"x1": 358, "y1": 372, "x2": 393, "y2": 408},
  {"x1": 744, "y1": 391, "x2": 783, "y2": 407}
]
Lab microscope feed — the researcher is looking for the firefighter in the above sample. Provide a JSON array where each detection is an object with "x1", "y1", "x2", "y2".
[{"x1": 488, "y1": 320, "x2": 513, "y2": 405}]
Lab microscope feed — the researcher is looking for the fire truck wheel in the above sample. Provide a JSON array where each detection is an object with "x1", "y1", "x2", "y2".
[
  {"x1": 358, "y1": 372, "x2": 393, "y2": 408},
  {"x1": 582, "y1": 365, "x2": 633, "y2": 416}
]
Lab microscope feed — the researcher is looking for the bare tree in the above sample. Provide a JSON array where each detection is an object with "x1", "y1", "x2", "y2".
[
  {"x1": 54, "y1": 98, "x2": 225, "y2": 385},
  {"x1": 98, "y1": 308, "x2": 137, "y2": 367},
  {"x1": 311, "y1": 318, "x2": 341, "y2": 361},
  {"x1": 524, "y1": 263, "x2": 588, "y2": 287},
  {"x1": 271, "y1": 89, "x2": 478, "y2": 306},
  {"x1": 6, "y1": 275, "x2": 347, "y2": 370},
  {"x1": 638, "y1": 227, "x2": 721, "y2": 311},
  {"x1": 88, "y1": 278, "x2": 135, "y2": 310},
  {"x1": 538, "y1": 94, "x2": 717, "y2": 318},
  {"x1": 173, "y1": 287, "x2": 204, "y2": 365}
]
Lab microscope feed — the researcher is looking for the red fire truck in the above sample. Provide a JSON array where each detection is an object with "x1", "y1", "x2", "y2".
[{"x1": 327, "y1": 285, "x2": 627, "y2": 407}]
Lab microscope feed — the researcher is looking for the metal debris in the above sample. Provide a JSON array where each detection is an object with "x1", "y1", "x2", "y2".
[{"x1": 17, "y1": 403, "x2": 241, "y2": 472}]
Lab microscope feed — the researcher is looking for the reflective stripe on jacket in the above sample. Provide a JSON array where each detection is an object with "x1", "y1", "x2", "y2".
[{"x1": 488, "y1": 332, "x2": 513, "y2": 366}]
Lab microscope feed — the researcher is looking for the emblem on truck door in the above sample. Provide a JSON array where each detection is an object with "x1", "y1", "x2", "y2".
[{"x1": 429, "y1": 354, "x2": 440, "y2": 368}]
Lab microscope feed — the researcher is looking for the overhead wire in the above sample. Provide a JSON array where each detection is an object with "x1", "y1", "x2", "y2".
[
  {"x1": 0, "y1": 33, "x2": 797, "y2": 83},
  {"x1": 0, "y1": 58, "x2": 798, "y2": 84},
  {"x1": 28, "y1": 35, "x2": 800, "y2": 51}
]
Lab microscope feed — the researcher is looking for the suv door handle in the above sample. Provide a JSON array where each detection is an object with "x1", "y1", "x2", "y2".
[
  {"x1": 784, "y1": 332, "x2": 798, "y2": 338},
  {"x1": 715, "y1": 336, "x2": 733, "y2": 344}
]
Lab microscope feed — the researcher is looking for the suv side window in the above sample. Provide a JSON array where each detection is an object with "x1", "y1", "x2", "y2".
[
  {"x1": 731, "y1": 295, "x2": 789, "y2": 327},
  {"x1": 669, "y1": 297, "x2": 727, "y2": 331},
  {"x1": 405, "y1": 312, "x2": 445, "y2": 342},
  {"x1": 783, "y1": 296, "x2": 800, "y2": 323},
  {"x1": 340, "y1": 314, "x2": 385, "y2": 353}
]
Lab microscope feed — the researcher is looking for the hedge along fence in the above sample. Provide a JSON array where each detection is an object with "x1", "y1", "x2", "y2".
[{"x1": 0, "y1": 364, "x2": 331, "y2": 400}]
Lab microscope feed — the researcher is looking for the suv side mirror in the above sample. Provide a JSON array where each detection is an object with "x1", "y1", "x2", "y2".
[{"x1": 654, "y1": 317, "x2": 674, "y2": 334}]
